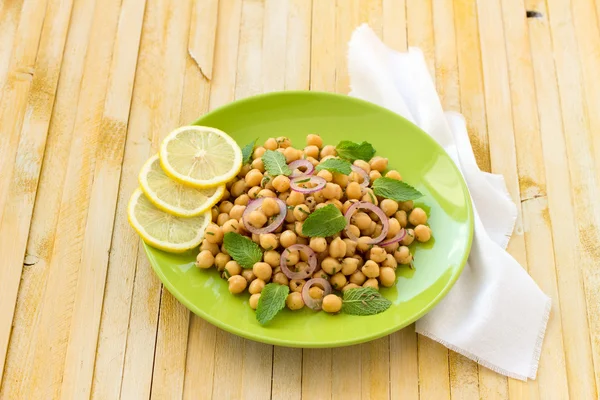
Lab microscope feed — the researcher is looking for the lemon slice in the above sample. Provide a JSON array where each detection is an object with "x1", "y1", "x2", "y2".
[
  {"x1": 128, "y1": 188, "x2": 210, "y2": 253},
  {"x1": 159, "y1": 125, "x2": 242, "y2": 188},
  {"x1": 139, "y1": 154, "x2": 225, "y2": 217}
]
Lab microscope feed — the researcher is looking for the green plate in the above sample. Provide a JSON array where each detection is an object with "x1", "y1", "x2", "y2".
[{"x1": 143, "y1": 91, "x2": 474, "y2": 347}]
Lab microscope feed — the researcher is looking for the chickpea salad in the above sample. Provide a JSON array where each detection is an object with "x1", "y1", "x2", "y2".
[{"x1": 128, "y1": 126, "x2": 432, "y2": 326}]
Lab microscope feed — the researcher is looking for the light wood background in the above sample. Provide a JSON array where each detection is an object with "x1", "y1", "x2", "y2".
[{"x1": 1, "y1": 0, "x2": 599, "y2": 398}]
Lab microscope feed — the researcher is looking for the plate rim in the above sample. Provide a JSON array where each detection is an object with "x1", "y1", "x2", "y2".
[{"x1": 144, "y1": 90, "x2": 474, "y2": 348}]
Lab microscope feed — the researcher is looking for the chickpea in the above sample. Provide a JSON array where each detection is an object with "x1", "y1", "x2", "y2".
[
  {"x1": 252, "y1": 233, "x2": 261, "y2": 244},
  {"x1": 369, "y1": 246, "x2": 387, "y2": 263},
  {"x1": 342, "y1": 283, "x2": 360, "y2": 292},
  {"x1": 217, "y1": 212, "x2": 230, "y2": 226},
  {"x1": 309, "y1": 286, "x2": 324, "y2": 299},
  {"x1": 309, "y1": 237, "x2": 327, "y2": 253},
  {"x1": 386, "y1": 218, "x2": 401, "y2": 239},
  {"x1": 414, "y1": 224, "x2": 432, "y2": 242},
  {"x1": 253, "y1": 262, "x2": 273, "y2": 281},
  {"x1": 251, "y1": 157, "x2": 265, "y2": 172},
  {"x1": 394, "y1": 246, "x2": 413, "y2": 265},
  {"x1": 321, "y1": 257, "x2": 341, "y2": 275},
  {"x1": 273, "y1": 272, "x2": 289, "y2": 286},
  {"x1": 295, "y1": 221, "x2": 306, "y2": 238},
  {"x1": 369, "y1": 170, "x2": 382, "y2": 181},
  {"x1": 315, "y1": 203, "x2": 328, "y2": 211},
  {"x1": 317, "y1": 169, "x2": 333, "y2": 182},
  {"x1": 235, "y1": 194, "x2": 250, "y2": 206},
  {"x1": 400, "y1": 228, "x2": 415, "y2": 246},
  {"x1": 352, "y1": 255, "x2": 365, "y2": 268},
  {"x1": 224, "y1": 260, "x2": 242, "y2": 277},
  {"x1": 307, "y1": 133, "x2": 323, "y2": 148},
  {"x1": 377, "y1": 266, "x2": 395, "y2": 287},
  {"x1": 332, "y1": 173, "x2": 348, "y2": 188},
  {"x1": 323, "y1": 200, "x2": 340, "y2": 213},
  {"x1": 395, "y1": 210, "x2": 408, "y2": 228},
  {"x1": 200, "y1": 239, "x2": 220, "y2": 256},
  {"x1": 361, "y1": 189, "x2": 378, "y2": 205},
  {"x1": 245, "y1": 169, "x2": 263, "y2": 187},
  {"x1": 264, "y1": 138, "x2": 278, "y2": 150},
  {"x1": 293, "y1": 204, "x2": 310, "y2": 221},
  {"x1": 249, "y1": 278, "x2": 266, "y2": 294},
  {"x1": 218, "y1": 201, "x2": 233, "y2": 214},
  {"x1": 258, "y1": 189, "x2": 276, "y2": 198},
  {"x1": 215, "y1": 253, "x2": 231, "y2": 270},
  {"x1": 320, "y1": 294, "x2": 341, "y2": 313},
  {"x1": 253, "y1": 146, "x2": 266, "y2": 159},
  {"x1": 279, "y1": 230, "x2": 297, "y2": 248},
  {"x1": 306, "y1": 156, "x2": 320, "y2": 167},
  {"x1": 248, "y1": 186, "x2": 261, "y2": 199},
  {"x1": 379, "y1": 199, "x2": 399, "y2": 217},
  {"x1": 330, "y1": 272, "x2": 347, "y2": 290},
  {"x1": 242, "y1": 269, "x2": 256, "y2": 282},
  {"x1": 286, "y1": 191, "x2": 305, "y2": 206},
  {"x1": 383, "y1": 242, "x2": 400, "y2": 254},
  {"x1": 228, "y1": 275, "x2": 247, "y2": 294},
  {"x1": 276, "y1": 136, "x2": 291, "y2": 148},
  {"x1": 353, "y1": 159, "x2": 371, "y2": 173},
  {"x1": 276, "y1": 148, "x2": 285, "y2": 154},
  {"x1": 284, "y1": 250, "x2": 300, "y2": 266},
  {"x1": 285, "y1": 208, "x2": 296, "y2": 223},
  {"x1": 238, "y1": 164, "x2": 252, "y2": 178},
  {"x1": 263, "y1": 250, "x2": 281, "y2": 267},
  {"x1": 248, "y1": 293, "x2": 261, "y2": 310},
  {"x1": 260, "y1": 197, "x2": 279, "y2": 217},
  {"x1": 320, "y1": 145, "x2": 336, "y2": 158},
  {"x1": 284, "y1": 147, "x2": 302, "y2": 162},
  {"x1": 362, "y1": 260, "x2": 380, "y2": 278},
  {"x1": 345, "y1": 224, "x2": 360, "y2": 239},
  {"x1": 346, "y1": 182, "x2": 362, "y2": 200},
  {"x1": 304, "y1": 145, "x2": 320, "y2": 158},
  {"x1": 352, "y1": 212, "x2": 371, "y2": 230},
  {"x1": 363, "y1": 278, "x2": 379, "y2": 289},
  {"x1": 220, "y1": 244, "x2": 229, "y2": 256},
  {"x1": 369, "y1": 156, "x2": 388, "y2": 172},
  {"x1": 223, "y1": 219, "x2": 240, "y2": 234},
  {"x1": 362, "y1": 221, "x2": 376, "y2": 236},
  {"x1": 278, "y1": 192, "x2": 290, "y2": 202},
  {"x1": 259, "y1": 233, "x2": 279, "y2": 250},
  {"x1": 286, "y1": 292, "x2": 304, "y2": 310},
  {"x1": 313, "y1": 269, "x2": 329, "y2": 280},
  {"x1": 313, "y1": 191, "x2": 325, "y2": 203},
  {"x1": 229, "y1": 205, "x2": 246, "y2": 220},
  {"x1": 211, "y1": 207, "x2": 219, "y2": 222},
  {"x1": 399, "y1": 200, "x2": 414, "y2": 212},
  {"x1": 289, "y1": 279, "x2": 305, "y2": 292},
  {"x1": 305, "y1": 196, "x2": 317, "y2": 211},
  {"x1": 247, "y1": 210, "x2": 267, "y2": 228},
  {"x1": 372, "y1": 224, "x2": 383, "y2": 238},
  {"x1": 195, "y1": 250, "x2": 214, "y2": 269},
  {"x1": 343, "y1": 239, "x2": 357, "y2": 257},
  {"x1": 221, "y1": 189, "x2": 231, "y2": 201},
  {"x1": 408, "y1": 207, "x2": 428, "y2": 226},
  {"x1": 270, "y1": 175, "x2": 290, "y2": 193},
  {"x1": 356, "y1": 236, "x2": 372, "y2": 253},
  {"x1": 382, "y1": 254, "x2": 398, "y2": 270},
  {"x1": 341, "y1": 257, "x2": 359, "y2": 275},
  {"x1": 341, "y1": 200, "x2": 357, "y2": 214},
  {"x1": 385, "y1": 170, "x2": 402, "y2": 180},
  {"x1": 329, "y1": 237, "x2": 347, "y2": 258},
  {"x1": 204, "y1": 224, "x2": 223, "y2": 244}
]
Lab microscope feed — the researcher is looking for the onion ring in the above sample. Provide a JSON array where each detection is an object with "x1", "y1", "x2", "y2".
[
  {"x1": 343, "y1": 201, "x2": 390, "y2": 244},
  {"x1": 380, "y1": 228, "x2": 406, "y2": 247},
  {"x1": 280, "y1": 244, "x2": 317, "y2": 279},
  {"x1": 288, "y1": 159, "x2": 315, "y2": 177},
  {"x1": 290, "y1": 175, "x2": 326, "y2": 194},
  {"x1": 301, "y1": 278, "x2": 333, "y2": 310},
  {"x1": 351, "y1": 165, "x2": 370, "y2": 188},
  {"x1": 241, "y1": 198, "x2": 287, "y2": 234}
]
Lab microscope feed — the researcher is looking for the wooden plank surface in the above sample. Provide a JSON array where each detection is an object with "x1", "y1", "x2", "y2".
[{"x1": 1, "y1": 0, "x2": 599, "y2": 398}]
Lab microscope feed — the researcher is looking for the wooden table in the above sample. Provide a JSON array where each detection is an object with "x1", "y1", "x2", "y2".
[{"x1": 1, "y1": 0, "x2": 599, "y2": 398}]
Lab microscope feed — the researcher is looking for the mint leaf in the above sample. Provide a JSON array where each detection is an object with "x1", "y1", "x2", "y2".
[
  {"x1": 262, "y1": 150, "x2": 292, "y2": 176},
  {"x1": 335, "y1": 141, "x2": 376, "y2": 162},
  {"x1": 315, "y1": 158, "x2": 352, "y2": 175},
  {"x1": 372, "y1": 177, "x2": 423, "y2": 201},
  {"x1": 342, "y1": 287, "x2": 392, "y2": 316},
  {"x1": 301, "y1": 204, "x2": 347, "y2": 237},
  {"x1": 223, "y1": 232, "x2": 263, "y2": 269},
  {"x1": 256, "y1": 283, "x2": 289, "y2": 325},
  {"x1": 241, "y1": 138, "x2": 257, "y2": 164}
]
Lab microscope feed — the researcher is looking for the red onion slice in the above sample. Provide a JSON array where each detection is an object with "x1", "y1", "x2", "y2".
[
  {"x1": 280, "y1": 244, "x2": 317, "y2": 279},
  {"x1": 351, "y1": 165, "x2": 370, "y2": 188},
  {"x1": 380, "y1": 228, "x2": 406, "y2": 247},
  {"x1": 343, "y1": 201, "x2": 390, "y2": 244},
  {"x1": 301, "y1": 278, "x2": 332, "y2": 311},
  {"x1": 242, "y1": 197, "x2": 287, "y2": 234},
  {"x1": 288, "y1": 159, "x2": 315, "y2": 177},
  {"x1": 290, "y1": 175, "x2": 326, "y2": 194}
]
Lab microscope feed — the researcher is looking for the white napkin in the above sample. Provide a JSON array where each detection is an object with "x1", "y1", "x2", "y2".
[{"x1": 348, "y1": 24, "x2": 551, "y2": 381}]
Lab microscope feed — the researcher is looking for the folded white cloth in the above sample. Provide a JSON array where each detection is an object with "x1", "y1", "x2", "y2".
[{"x1": 348, "y1": 24, "x2": 551, "y2": 380}]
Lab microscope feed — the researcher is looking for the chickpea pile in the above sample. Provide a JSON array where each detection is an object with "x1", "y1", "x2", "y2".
[{"x1": 195, "y1": 134, "x2": 432, "y2": 315}]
